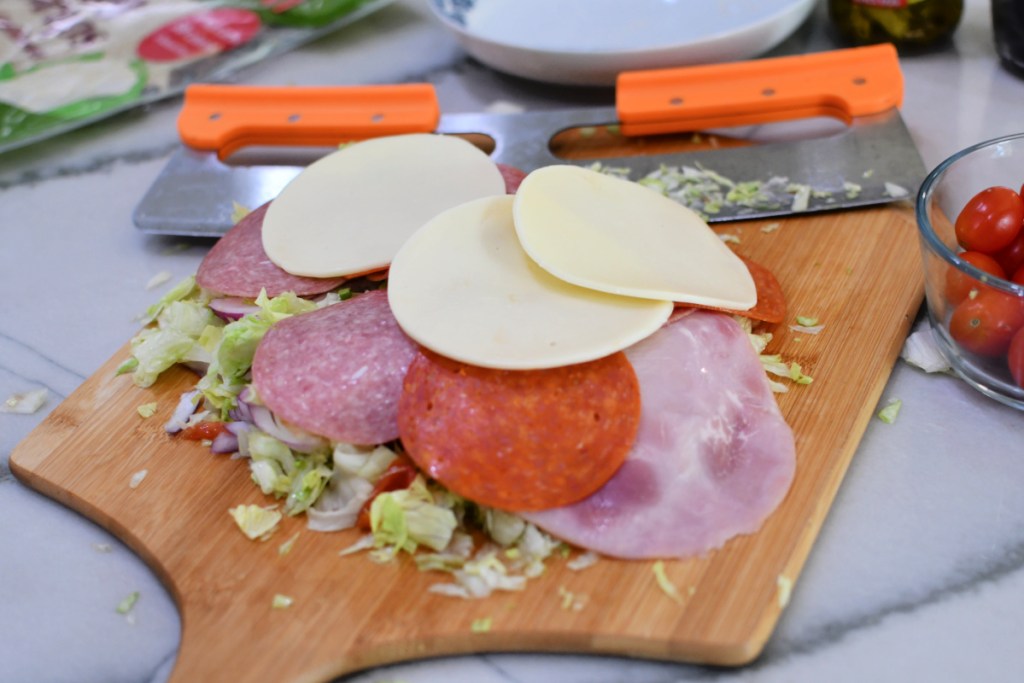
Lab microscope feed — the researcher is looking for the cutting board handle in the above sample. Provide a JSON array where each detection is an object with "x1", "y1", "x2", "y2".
[
  {"x1": 616, "y1": 44, "x2": 903, "y2": 136},
  {"x1": 177, "y1": 83, "x2": 441, "y2": 159}
]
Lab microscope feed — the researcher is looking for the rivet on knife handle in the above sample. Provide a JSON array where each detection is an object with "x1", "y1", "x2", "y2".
[
  {"x1": 177, "y1": 84, "x2": 441, "y2": 159},
  {"x1": 616, "y1": 44, "x2": 903, "y2": 137}
]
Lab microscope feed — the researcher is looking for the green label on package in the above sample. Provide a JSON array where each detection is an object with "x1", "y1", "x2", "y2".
[{"x1": 0, "y1": 0, "x2": 392, "y2": 153}]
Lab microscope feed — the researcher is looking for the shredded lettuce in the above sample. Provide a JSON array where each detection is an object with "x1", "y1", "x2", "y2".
[
  {"x1": 136, "y1": 402, "x2": 158, "y2": 418},
  {"x1": 271, "y1": 594, "x2": 294, "y2": 609},
  {"x1": 229, "y1": 504, "x2": 282, "y2": 540},
  {"x1": 116, "y1": 591, "x2": 140, "y2": 615},
  {"x1": 370, "y1": 477, "x2": 458, "y2": 553},
  {"x1": 482, "y1": 509, "x2": 526, "y2": 546},
  {"x1": 2, "y1": 388, "x2": 48, "y2": 414},
  {"x1": 130, "y1": 328, "x2": 201, "y2": 388},
  {"x1": 278, "y1": 533, "x2": 299, "y2": 556},
  {"x1": 877, "y1": 398, "x2": 903, "y2": 424},
  {"x1": 246, "y1": 431, "x2": 331, "y2": 515},
  {"x1": 652, "y1": 560, "x2": 684, "y2": 604},
  {"x1": 141, "y1": 275, "x2": 201, "y2": 324},
  {"x1": 128, "y1": 285, "x2": 222, "y2": 388},
  {"x1": 470, "y1": 616, "x2": 493, "y2": 633},
  {"x1": 307, "y1": 444, "x2": 398, "y2": 531}
]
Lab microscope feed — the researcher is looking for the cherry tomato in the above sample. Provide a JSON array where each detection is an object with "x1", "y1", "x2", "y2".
[
  {"x1": 1013, "y1": 264, "x2": 1024, "y2": 286},
  {"x1": 994, "y1": 231, "x2": 1024, "y2": 275},
  {"x1": 954, "y1": 186, "x2": 1024, "y2": 253},
  {"x1": 948, "y1": 289, "x2": 1024, "y2": 357},
  {"x1": 355, "y1": 455, "x2": 420, "y2": 531},
  {"x1": 180, "y1": 421, "x2": 229, "y2": 440},
  {"x1": 1009, "y1": 327, "x2": 1024, "y2": 389},
  {"x1": 944, "y1": 251, "x2": 1006, "y2": 305}
]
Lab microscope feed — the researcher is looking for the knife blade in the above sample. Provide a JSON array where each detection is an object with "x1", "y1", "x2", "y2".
[{"x1": 133, "y1": 43, "x2": 926, "y2": 237}]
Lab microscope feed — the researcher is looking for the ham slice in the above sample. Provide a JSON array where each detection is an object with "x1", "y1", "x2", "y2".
[{"x1": 522, "y1": 311, "x2": 796, "y2": 559}]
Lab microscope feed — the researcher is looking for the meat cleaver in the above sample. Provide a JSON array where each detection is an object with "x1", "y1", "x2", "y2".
[{"x1": 133, "y1": 43, "x2": 926, "y2": 237}]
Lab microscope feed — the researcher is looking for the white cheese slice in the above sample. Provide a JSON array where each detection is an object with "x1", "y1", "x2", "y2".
[
  {"x1": 512, "y1": 165, "x2": 757, "y2": 309},
  {"x1": 388, "y1": 195, "x2": 673, "y2": 370},
  {"x1": 262, "y1": 134, "x2": 506, "y2": 278}
]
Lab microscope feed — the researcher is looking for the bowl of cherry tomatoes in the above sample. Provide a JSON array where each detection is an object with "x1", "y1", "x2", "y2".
[{"x1": 916, "y1": 132, "x2": 1024, "y2": 409}]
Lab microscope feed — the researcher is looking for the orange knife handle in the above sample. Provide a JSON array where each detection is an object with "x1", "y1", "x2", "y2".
[
  {"x1": 177, "y1": 83, "x2": 441, "y2": 158},
  {"x1": 616, "y1": 44, "x2": 903, "y2": 136}
]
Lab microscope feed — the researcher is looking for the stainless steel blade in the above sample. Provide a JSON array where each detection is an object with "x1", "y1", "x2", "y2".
[
  {"x1": 133, "y1": 107, "x2": 926, "y2": 237},
  {"x1": 438, "y1": 107, "x2": 927, "y2": 222}
]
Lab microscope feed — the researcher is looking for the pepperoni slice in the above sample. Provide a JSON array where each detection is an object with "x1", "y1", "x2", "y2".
[
  {"x1": 252, "y1": 290, "x2": 417, "y2": 445},
  {"x1": 196, "y1": 201, "x2": 348, "y2": 298},
  {"x1": 678, "y1": 255, "x2": 786, "y2": 324},
  {"x1": 397, "y1": 350, "x2": 641, "y2": 511}
]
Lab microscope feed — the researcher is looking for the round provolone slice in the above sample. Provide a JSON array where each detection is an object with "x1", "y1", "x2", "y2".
[
  {"x1": 388, "y1": 195, "x2": 672, "y2": 370},
  {"x1": 262, "y1": 134, "x2": 506, "y2": 278},
  {"x1": 512, "y1": 165, "x2": 757, "y2": 309}
]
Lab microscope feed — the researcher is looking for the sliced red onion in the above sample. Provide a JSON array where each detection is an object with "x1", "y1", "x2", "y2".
[
  {"x1": 165, "y1": 390, "x2": 201, "y2": 433},
  {"x1": 210, "y1": 430, "x2": 239, "y2": 454},
  {"x1": 248, "y1": 403, "x2": 328, "y2": 453},
  {"x1": 229, "y1": 390, "x2": 254, "y2": 423},
  {"x1": 182, "y1": 360, "x2": 210, "y2": 375},
  {"x1": 209, "y1": 297, "x2": 260, "y2": 321}
]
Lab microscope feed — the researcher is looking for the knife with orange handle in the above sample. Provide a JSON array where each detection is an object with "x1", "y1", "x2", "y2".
[{"x1": 135, "y1": 43, "x2": 923, "y2": 237}]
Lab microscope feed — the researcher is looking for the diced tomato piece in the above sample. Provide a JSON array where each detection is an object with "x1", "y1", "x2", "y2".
[
  {"x1": 179, "y1": 421, "x2": 229, "y2": 440},
  {"x1": 355, "y1": 455, "x2": 421, "y2": 531}
]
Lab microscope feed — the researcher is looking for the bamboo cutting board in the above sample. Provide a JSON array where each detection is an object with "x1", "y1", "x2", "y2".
[{"x1": 11, "y1": 133, "x2": 924, "y2": 681}]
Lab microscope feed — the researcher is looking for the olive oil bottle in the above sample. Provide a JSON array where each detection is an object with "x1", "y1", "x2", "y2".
[{"x1": 828, "y1": 0, "x2": 963, "y2": 49}]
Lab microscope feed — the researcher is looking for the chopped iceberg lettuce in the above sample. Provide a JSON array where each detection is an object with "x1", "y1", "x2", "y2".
[
  {"x1": 307, "y1": 444, "x2": 398, "y2": 532},
  {"x1": 246, "y1": 430, "x2": 331, "y2": 516},
  {"x1": 141, "y1": 275, "x2": 203, "y2": 324},
  {"x1": 370, "y1": 476, "x2": 458, "y2": 553},
  {"x1": 229, "y1": 504, "x2": 282, "y2": 540}
]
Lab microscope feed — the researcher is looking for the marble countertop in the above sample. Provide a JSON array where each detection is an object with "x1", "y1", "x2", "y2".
[{"x1": 3, "y1": 0, "x2": 1024, "y2": 681}]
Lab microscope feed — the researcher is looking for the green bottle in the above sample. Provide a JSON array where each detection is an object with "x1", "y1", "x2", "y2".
[{"x1": 828, "y1": 0, "x2": 964, "y2": 49}]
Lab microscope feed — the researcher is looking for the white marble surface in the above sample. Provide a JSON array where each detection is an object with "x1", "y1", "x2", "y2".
[{"x1": 2, "y1": 1, "x2": 1024, "y2": 681}]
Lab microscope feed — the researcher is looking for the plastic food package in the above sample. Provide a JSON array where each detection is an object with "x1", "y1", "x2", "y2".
[{"x1": 0, "y1": 0, "x2": 394, "y2": 153}]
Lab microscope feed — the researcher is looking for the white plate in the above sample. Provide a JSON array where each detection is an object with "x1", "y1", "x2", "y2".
[{"x1": 428, "y1": 0, "x2": 816, "y2": 86}]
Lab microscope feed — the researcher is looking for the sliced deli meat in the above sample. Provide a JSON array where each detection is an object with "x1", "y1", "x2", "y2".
[
  {"x1": 513, "y1": 165, "x2": 756, "y2": 309},
  {"x1": 496, "y1": 163, "x2": 527, "y2": 194},
  {"x1": 251, "y1": 290, "x2": 417, "y2": 446},
  {"x1": 522, "y1": 311, "x2": 796, "y2": 559},
  {"x1": 398, "y1": 349, "x2": 641, "y2": 512},
  {"x1": 196, "y1": 202, "x2": 347, "y2": 298},
  {"x1": 261, "y1": 134, "x2": 506, "y2": 278},
  {"x1": 678, "y1": 255, "x2": 787, "y2": 324},
  {"x1": 387, "y1": 195, "x2": 673, "y2": 370}
]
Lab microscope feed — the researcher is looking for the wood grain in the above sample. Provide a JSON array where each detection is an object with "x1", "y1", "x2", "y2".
[{"x1": 10, "y1": 135, "x2": 924, "y2": 681}]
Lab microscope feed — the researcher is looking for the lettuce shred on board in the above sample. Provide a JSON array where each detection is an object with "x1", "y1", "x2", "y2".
[
  {"x1": 229, "y1": 504, "x2": 282, "y2": 541},
  {"x1": 272, "y1": 594, "x2": 294, "y2": 610},
  {"x1": 652, "y1": 560, "x2": 684, "y2": 605}
]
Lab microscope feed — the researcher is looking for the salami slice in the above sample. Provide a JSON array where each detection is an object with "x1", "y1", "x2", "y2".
[
  {"x1": 196, "y1": 201, "x2": 348, "y2": 298},
  {"x1": 397, "y1": 350, "x2": 641, "y2": 511},
  {"x1": 522, "y1": 311, "x2": 796, "y2": 558},
  {"x1": 251, "y1": 290, "x2": 417, "y2": 445},
  {"x1": 497, "y1": 163, "x2": 527, "y2": 194}
]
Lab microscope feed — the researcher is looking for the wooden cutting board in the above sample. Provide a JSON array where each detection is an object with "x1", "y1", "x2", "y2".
[{"x1": 10, "y1": 131, "x2": 925, "y2": 681}]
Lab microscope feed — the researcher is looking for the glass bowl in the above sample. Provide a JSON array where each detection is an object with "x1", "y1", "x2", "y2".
[{"x1": 916, "y1": 132, "x2": 1024, "y2": 410}]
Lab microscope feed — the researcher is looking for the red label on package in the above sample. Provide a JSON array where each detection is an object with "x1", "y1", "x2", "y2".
[{"x1": 137, "y1": 8, "x2": 261, "y2": 63}]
